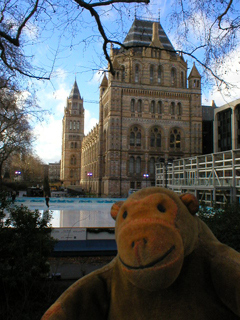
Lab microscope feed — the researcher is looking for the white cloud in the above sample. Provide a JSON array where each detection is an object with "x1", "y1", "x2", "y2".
[
  {"x1": 88, "y1": 70, "x2": 105, "y2": 86},
  {"x1": 24, "y1": 22, "x2": 39, "y2": 40},
  {"x1": 203, "y1": 46, "x2": 240, "y2": 106},
  {"x1": 33, "y1": 116, "x2": 62, "y2": 164},
  {"x1": 84, "y1": 109, "x2": 98, "y2": 135}
]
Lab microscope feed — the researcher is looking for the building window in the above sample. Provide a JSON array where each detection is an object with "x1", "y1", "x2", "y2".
[
  {"x1": 131, "y1": 99, "x2": 135, "y2": 112},
  {"x1": 170, "y1": 102, "x2": 175, "y2": 115},
  {"x1": 158, "y1": 66, "x2": 162, "y2": 84},
  {"x1": 177, "y1": 102, "x2": 182, "y2": 115},
  {"x1": 151, "y1": 100, "x2": 155, "y2": 113},
  {"x1": 157, "y1": 133, "x2": 161, "y2": 147},
  {"x1": 150, "y1": 65, "x2": 154, "y2": 83},
  {"x1": 73, "y1": 121, "x2": 76, "y2": 130},
  {"x1": 75, "y1": 142, "x2": 77, "y2": 148},
  {"x1": 129, "y1": 157, "x2": 134, "y2": 174},
  {"x1": 136, "y1": 132, "x2": 141, "y2": 146},
  {"x1": 130, "y1": 181, "x2": 135, "y2": 188},
  {"x1": 170, "y1": 129, "x2": 181, "y2": 149},
  {"x1": 77, "y1": 121, "x2": 80, "y2": 130},
  {"x1": 135, "y1": 64, "x2": 139, "y2": 83},
  {"x1": 122, "y1": 66, "x2": 125, "y2": 82},
  {"x1": 70, "y1": 170, "x2": 73, "y2": 178},
  {"x1": 136, "y1": 157, "x2": 141, "y2": 174},
  {"x1": 150, "y1": 127, "x2": 161, "y2": 148},
  {"x1": 71, "y1": 155, "x2": 76, "y2": 165},
  {"x1": 171, "y1": 68, "x2": 176, "y2": 86},
  {"x1": 150, "y1": 133, "x2": 155, "y2": 147},
  {"x1": 70, "y1": 121, "x2": 72, "y2": 130},
  {"x1": 130, "y1": 132, "x2": 135, "y2": 146},
  {"x1": 149, "y1": 157, "x2": 155, "y2": 175},
  {"x1": 157, "y1": 101, "x2": 162, "y2": 114},
  {"x1": 71, "y1": 142, "x2": 74, "y2": 148},
  {"x1": 217, "y1": 109, "x2": 232, "y2": 151},
  {"x1": 136, "y1": 181, "x2": 141, "y2": 188},
  {"x1": 129, "y1": 126, "x2": 142, "y2": 147},
  {"x1": 137, "y1": 99, "x2": 142, "y2": 113}
]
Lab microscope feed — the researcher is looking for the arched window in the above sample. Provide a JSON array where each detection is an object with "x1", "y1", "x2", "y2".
[
  {"x1": 157, "y1": 101, "x2": 162, "y2": 114},
  {"x1": 131, "y1": 99, "x2": 135, "y2": 112},
  {"x1": 149, "y1": 157, "x2": 155, "y2": 175},
  {"x1": 122, "y1": 66, "x2": 125, "y2": 82},
  {"x1": 170, "y1": 134, "x2": 175, "y2": 148},
  {"x1": 150, "y1": 65, "x2": 154, "y2": 83},
  {"x1": 130, "y1": 132, "x2": 135, "y2": 146},
  {"x1": 176, "y1": 134, "x2": 181, "y2": 148},
  {"x1": 177, "y1": 102, "x2": 182, "y2": 115},
  {"x1": 129, "y1": 157, "x2": 134, "y2": 174},
  {"x1": 70, "y1": 121, "x2": 72, "y2": 130},
  {"x1": 73, "y1": 121, "x2": 76, "y2": 130},
  {"x1": 150, "y1": 127, "x2": 161, "y2": 148},
  {"x1": 129, "y1": 126, "x2": 142, "y2": 147},
  {"x1": 137, "y1": 100, "x2": 142, "y2": 113},
  {"x1": 170, "y1": 129, "x2": 181, "y2": 149},
  {"x1": 158, "y1": 66, "x2": 162, "y2": 84},
  {"x1": 150, "y1": 133, "x2": 155, "y2": 147},
  {"x1": 151, "y1": 100, "x2": 155, "y2": 113},
  {"x1": 136, "y1": 132, "x2": 141, "y2": 146},
  {"x1": 170, "y1": 102, "x2": 175, "y2": 115},
  {"x1": 71, "y1": 142, "x2": 74, "y2": 148},
  {"x1": 136, "y1": 157, "x2": 141, "y2": 174},
  {"x1": 71, "y1": 155, "x2": 76, "y2": 165},
  {"x1": 156, "y1": 133, "x2": 161, "y2": 147},
  {"x1": 135, "y1": 64, "x2": 139, "y2": 83},
  {"x1": 171, "y1": 68, "x2": 176, "y2": 86}
]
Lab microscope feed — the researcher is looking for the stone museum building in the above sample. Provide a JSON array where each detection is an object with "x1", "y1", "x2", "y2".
[{"x1": 60, "y1": 18, "x2": 203, "y2": 197}]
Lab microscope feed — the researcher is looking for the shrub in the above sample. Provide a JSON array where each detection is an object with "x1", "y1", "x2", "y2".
[
  {"x1": 198, "y1": 202, "x2": 240, "y2": 252},
  {"x1": 0, "y1": 197, "x2": 56, "y2": 319}
]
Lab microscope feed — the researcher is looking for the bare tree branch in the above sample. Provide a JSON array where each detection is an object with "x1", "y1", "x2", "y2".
[{"x1": 218, "y1": 0, "x2": 233, "y2": 28}]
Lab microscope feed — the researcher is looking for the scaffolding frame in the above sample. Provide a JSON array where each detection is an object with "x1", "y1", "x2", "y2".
[{"x1": 155, "y1": 149, "x2": 240, "y2": 206}]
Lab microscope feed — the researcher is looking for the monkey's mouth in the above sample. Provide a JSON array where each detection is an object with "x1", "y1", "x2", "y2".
[{"x1": 119, "y1": 245, "x2": 175, "y2": 270}]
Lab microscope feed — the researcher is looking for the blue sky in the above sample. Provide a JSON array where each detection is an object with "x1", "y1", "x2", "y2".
[{"x1": 25, "y1": 0, "x2": 240, "y2": 164}]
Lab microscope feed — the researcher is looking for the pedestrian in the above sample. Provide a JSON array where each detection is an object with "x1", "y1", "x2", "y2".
[
  {"x1": 11, "y1": 191, "x2": 16, "y2": 203},
  {"x1": 45, "y1": 195, "x2": 50, "y2": 208}
]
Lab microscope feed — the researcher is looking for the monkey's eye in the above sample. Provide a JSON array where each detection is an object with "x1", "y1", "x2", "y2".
[
  {"x1": 122, "y1": 211, "x2": 128, "y2": 219},
  {"x1": 157, "y1": 204, "x2": 166, "y2": 213}
]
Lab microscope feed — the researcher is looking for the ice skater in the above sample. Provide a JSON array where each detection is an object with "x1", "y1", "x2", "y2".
[{"x1": 45, "y1": 195, "x2": 50, "y2": 208}]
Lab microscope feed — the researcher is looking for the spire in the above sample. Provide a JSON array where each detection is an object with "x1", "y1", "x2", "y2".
[
  {"x1": 100, "y1": 74, "x2": 108, "y2": 87},
  {"x1": 69, "y1": 79, "x2": 81, "y2": 99},
  {"x1": 188, "y1": 62, "x2": 201, "y2": 79}
]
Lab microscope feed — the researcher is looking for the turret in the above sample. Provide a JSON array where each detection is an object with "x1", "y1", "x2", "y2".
[{"x1": 188, "y1": 62, "x2": 201, "y2": 89}]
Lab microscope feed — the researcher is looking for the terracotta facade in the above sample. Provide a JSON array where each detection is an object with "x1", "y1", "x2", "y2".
[{"x1": 61, "y1": 19, "x2": 202, "y2": 197}]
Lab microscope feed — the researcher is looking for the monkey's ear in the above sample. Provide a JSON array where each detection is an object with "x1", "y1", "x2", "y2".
[
  {"x1": 180, "y1": 193, "x2": 199, "y2": 215},
  {"x1": 110, "y1": 201, "x2": 124, "y2": 220}
]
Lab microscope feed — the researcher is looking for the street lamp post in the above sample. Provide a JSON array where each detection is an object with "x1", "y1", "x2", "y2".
[
  {"x1": 87, "y1": 172, "x2": 92, "y2": 197},
  {"x1": 143, "y1": 173, "x2": 149, "y2": 188}
]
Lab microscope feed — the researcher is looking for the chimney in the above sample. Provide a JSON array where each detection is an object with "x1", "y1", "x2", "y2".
[{"x1": 150, "y1": 22, "x2": 162, "y2": 48}]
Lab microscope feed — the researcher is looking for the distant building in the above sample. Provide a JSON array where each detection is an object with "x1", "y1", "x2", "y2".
[
  {"x1": 214, "y1": 99, "x2": 240, "y2": 152},
  {"x1": 61, "y1": 18, "x2": 205, "y2": 197},
  {"x1": 202, "y1": 101, "x2": 216, "y2": 154},
  {"x1": 49, "y1": 161, "x2": 61, "y2": 182}
]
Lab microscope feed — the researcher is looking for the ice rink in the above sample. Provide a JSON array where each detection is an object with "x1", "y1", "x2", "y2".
[{"x1": 13, "y1": 197, "x2": 124, "y2": 228}]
